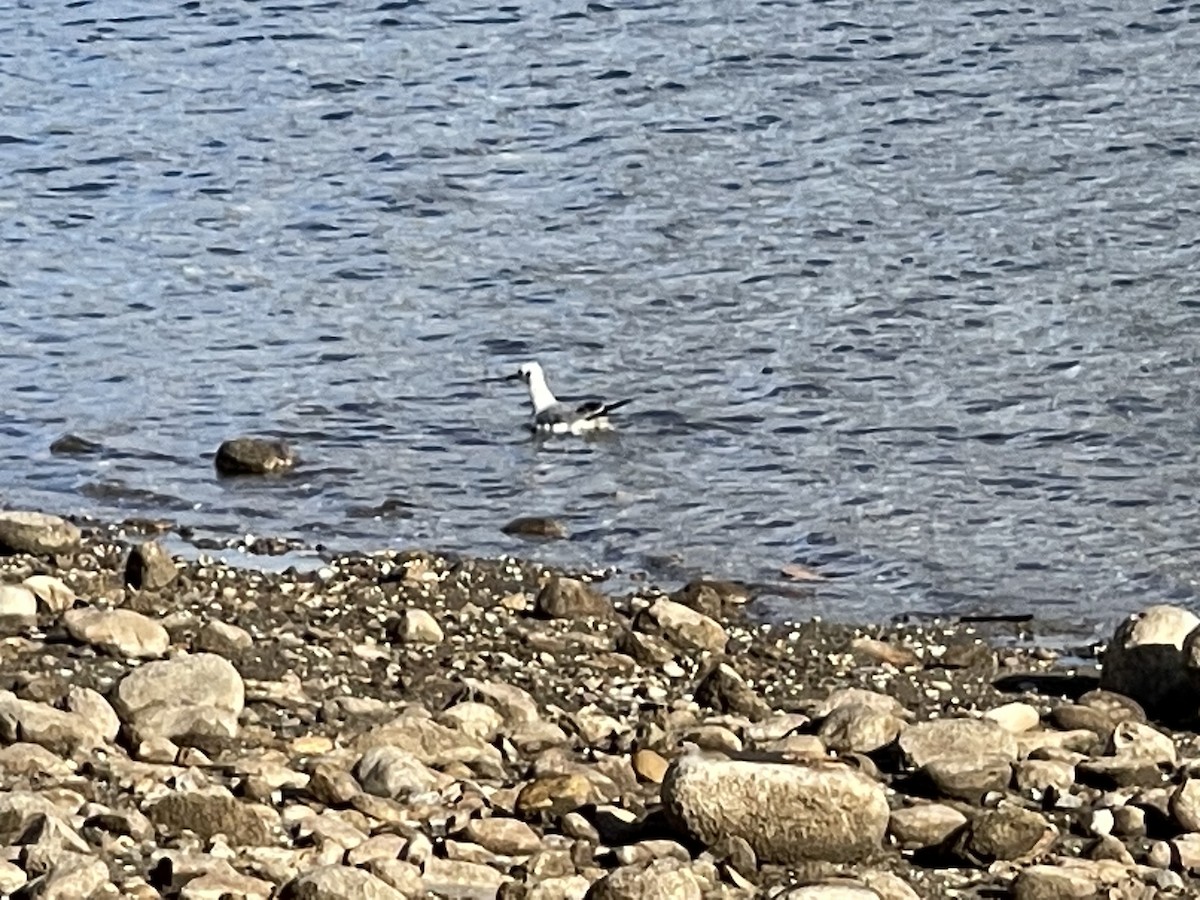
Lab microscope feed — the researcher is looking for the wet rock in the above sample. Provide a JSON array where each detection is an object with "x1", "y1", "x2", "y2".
[
  {"x1": 114, "y1": 652, "x2": 244, "y2": 742},
  {"x1": 888, "y1": 803, "x2": 968, "y2": 850},
  {"x1": 0, "y1": 584, "x2": 37, "y2": 633},
  {"x1": 818, "y1": 703, "x2": 904, "y2": 755},
  {"x1": 1101, "y1": 604, "x2": 1199, "y2": 719},
  {"x1": 663, "y1": 755, "x2": 888, "y2": 864},
  {"x1": 502, "y1": 516, "x2": 569, "y2": 540},
  {"x1": 693, "y1": 663, "x2": 770, "y2": 720},
  {"x1": 63, "y1": 607, "x2": 170, "y2": 659},
  {"x1": 149, "y1": 793, "x2": 275, "y2": 845},
  {"x1": 463, "y1": 816, "x2": 543, "y2": 856},
  {"x1": 645, "y1": 598, "x2": 726, "y2": 654},
  {"x1": 280, "y1": 864, "x2": 408, "y2": 899},
  {"x1": 21, "y1": 575, "x2": 75, "y2": 613},
  {"x1": 214, "y1": 436, "x2": 297, "y2": 475},
  {"x1": 585, "y1": 858, "x2": 703, "y2": 900},
  {"x1": 124, "y1": 540, "x2": 178, "y2": 590},
  {"x1": 355, "y1": 746, "x2": 442, "y2": 799},
  {"x1": 0, "y1": 510, "x2": 81, "y2": 555},
  {"x1": 898, "y1": 717, "x2": 1018, "y2": 769},
  {"x1": 953, "y1": 806, "x2": 1054, "y2": 865},
  {"x1": 535, "y1": 578, "x2": 614, "y2": 621},
  {"x1": 49, "y1": 433, "x2": 102, "y2": 455}
]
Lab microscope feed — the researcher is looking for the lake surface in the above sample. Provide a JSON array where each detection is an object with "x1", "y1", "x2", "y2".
[{"x1": 3, "y1": 0, "x2": 1199, "y2": 632}]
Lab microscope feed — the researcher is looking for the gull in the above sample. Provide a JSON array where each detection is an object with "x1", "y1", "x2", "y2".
[{"x1": 506, "y1": 361, "x2": 632, "y2": 434}]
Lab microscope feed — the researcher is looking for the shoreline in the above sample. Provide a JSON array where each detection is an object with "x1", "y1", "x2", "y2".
[{"x1": 0, "y1": 508, "x2": 1194, "y2": 898}]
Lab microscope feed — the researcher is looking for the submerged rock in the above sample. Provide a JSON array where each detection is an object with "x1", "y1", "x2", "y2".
[{"x1": 214, "y1": 437, "x2": 297, "y2": 475}]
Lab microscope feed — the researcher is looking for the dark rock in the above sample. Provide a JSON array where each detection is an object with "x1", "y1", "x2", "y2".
[
  {"x1": 124, "y1": 540, "x2": 178, "y2": 591},
  {"x1": 148, "y1": 793, "x2": 273, "y2": 845},
  {"x1": 502, "y1": 517, "x2": 569, "y2": 540},
  {"x1": 1101, "y1": 605, "x2": 1198, "y2": 720},
  {"x1": 694, "y1": 663, "x2": 770, "y2": 721},
  {"x1": 953, "y1": 806, "x2": 1052, "y2": 864},
  {"x1": 49, "y1": 434, "x2": 102, "y2": 455},
  {"x1": 535, "y1": 578, "x2": 614, "y2": 621},
  {"x1": 922, "y1": 756, "x2": 1013, "y2": 803},
  {"x1": 0, "y1": 511, "x2": 81, "y2": 556},
  {"x1": 214, "y1": 437, "x2": 297, "y2": 475}
]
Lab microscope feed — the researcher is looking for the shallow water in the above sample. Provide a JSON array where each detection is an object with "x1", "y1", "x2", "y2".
[{"x1": 2, "y1": 0, "x2": 1200, "y2": 632}]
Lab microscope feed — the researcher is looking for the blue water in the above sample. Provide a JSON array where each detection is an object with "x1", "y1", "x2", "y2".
[{"x1": 2, "y1": 0, "x2": 1200, "y2": 630}]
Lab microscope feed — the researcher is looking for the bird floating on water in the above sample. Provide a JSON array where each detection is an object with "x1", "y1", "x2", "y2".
[{"x1": 506, "y1": 361, "x2": 631, "y2": 434}]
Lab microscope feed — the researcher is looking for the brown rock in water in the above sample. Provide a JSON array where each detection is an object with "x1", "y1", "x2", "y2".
[
  {"x1": 535, "y1": 578, "x2": 614, "y2": 621},
  {"x1": 502, "y1": 516, "x2": 569, "y2": 540},
  {"x1": 125, "y1": 540, "x2": 178, "y2": 590},
  {"x1": 214, "y1": 436, "x2": 297, "y2": 475},
  {"x1": 0, "y1": 510, "x2": 81, "y2": 556}
]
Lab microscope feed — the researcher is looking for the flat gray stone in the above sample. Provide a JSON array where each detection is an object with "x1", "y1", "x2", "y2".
[
  {"x1": 63, "y1": 607, "x2": 170, "y2": 659},
  {"x1": 0, "y1": 511, "x2": 81, "y2": 555}
]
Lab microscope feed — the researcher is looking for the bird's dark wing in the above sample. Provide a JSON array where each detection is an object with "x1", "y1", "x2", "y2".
[
  {"x1": 533, "y1": 405, "x2": 573, "y2": 429},
  {"x1": 577, "y1": 397, "x2": 632, "y2": 420}
]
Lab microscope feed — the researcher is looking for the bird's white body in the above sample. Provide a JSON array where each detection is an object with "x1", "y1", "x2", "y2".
[{"x1": 509, "y1": 361, "x2": 628, "y2": 434}]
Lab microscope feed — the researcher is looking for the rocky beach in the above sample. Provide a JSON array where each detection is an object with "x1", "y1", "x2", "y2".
[{"x1": 0, "y1": 507, "x2": 1198, "y2": 899}]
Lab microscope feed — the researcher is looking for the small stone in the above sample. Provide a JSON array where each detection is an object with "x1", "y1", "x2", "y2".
[
  {"x1": 850, "y1": 637, "x2": 920, "y2": 668},
  {"x1": 1171, "y1": 779, "x2": 1200, "y2": 833},
  {"x1": 0, "y1": 584, "x2": 37, "y2": 633},
  {"x1": 694, "y1": 663, "x2": 770, "y2": 720},
  {"x1": 645, "y1": 598, "x2": 727, "y2": 654},
  {"x1": 22, "y1": 575, "x2": 75, "y2": 613},
  {"x1": 124, "y1": 540, "x2": 178, "y2": 590},
  {"x1": 0, "y1": 510, "x2": 81, "y2": 555},
  {"x1": 516, "y1": 773, "x2": 594, "y2": 819},
  {"x1": 463, "y1": 817, "x2": 543, "y2": 856},
  {"x1": 922, "y1": 755, "x2": 1012, "y2": 803},
  {"x1": 355, "y1": 746, "x2": 441, "y2": 799},
  {"x1": 1013, "y1": 864, "x2": 1104, "y2": 900},
  {"x1": 632, "y1": 749, "x2": 669, "y2": 784},
  {"x1": 954, "y1": 806, "x2": 1053, "y2": 864},
  {"x1": 421, "y1": 857, "x2": 508, "y2": 898},
  {"x1": 398, "y1": 608, "x2": 444, "y2": 644},
  {"x1": 214, "y1": 436, "x2": 297, "y2": 475},
  {"x1": 0, "y1": 859, "x2": 26, "y2": 894},
  {"x1": 1013, "y1": 759, "x2": 1076, "y2": 796},
  {"x1": 115, "y1": 653, "x2": 245, "y2": 743},
  {"x1": 888, "y1": 804, "x2": 968, "y2": 850},
  {"x1": 195, "y1": 619, "x2": 254, "y2": 655},
  {"x1": 535, "y1": 578, "x2": 614, "y2": 621},
  {"x1": 63, "y1": 607, "x2": 170, "y2": 659},
  {"x1": 502, "y1": 516, "x2": 569, "y2": 540},
  {"x1": 65, "y1": 686, "x2": 121, "y2": 743},
  {"x1": 818, "y1": 703, "x2": 904, "y2": 755},
  {"x1": 586, "y1": 858, "x2": 703, "y2": 900},
  {"x1": 279, "y1": 864, "x2": 407, "y2": 899},
  {"x1": 985, "y1": 702, "x2": 1041, "y2": 733}
]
